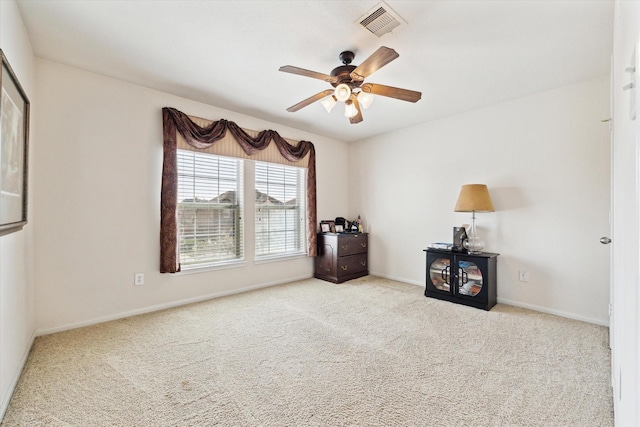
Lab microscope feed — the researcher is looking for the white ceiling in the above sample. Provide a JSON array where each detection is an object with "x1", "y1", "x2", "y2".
[{"x1": 16, "y1": 0, "x2": 613, "y2": 142}]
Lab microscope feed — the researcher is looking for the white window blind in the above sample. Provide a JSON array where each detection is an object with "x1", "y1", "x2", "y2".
[
  {"x1": 177, "y1": 150, "x2": 243, "y2": 268},
  {"x1": 255, "y1": 161, "x2": 306, "y2": 258}
]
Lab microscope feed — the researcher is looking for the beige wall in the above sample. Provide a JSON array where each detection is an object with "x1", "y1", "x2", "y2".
[
  {"x1": 33, "y1": 59, "x2": 349, "y2": 333},
  {"x1": 348, "y1": 76, "x2": 611, "y2": 325},
  {"x1": 0, "y1": 0, "x2": 36, "y2": 418}
]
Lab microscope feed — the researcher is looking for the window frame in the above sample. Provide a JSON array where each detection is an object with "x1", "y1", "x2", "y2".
[
  {"x1": 254, "y1": 161, "x2": 308, "y2": 261},
  {"x1": 176, "y1": 149, "x2": 244, "y2": 270}
]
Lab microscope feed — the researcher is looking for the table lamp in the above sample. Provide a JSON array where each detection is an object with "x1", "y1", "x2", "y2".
[{"x1": 454, "y1": 184, "x2": 495, "y2": 254}]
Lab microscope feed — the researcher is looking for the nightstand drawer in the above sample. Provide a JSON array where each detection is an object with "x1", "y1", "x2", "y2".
[
  {"x1": 336, "y1": 234, "x2": 368, "y2": 257},
  {"x1": 337, "y1": 253, "x2": 368, "y2": 278}
]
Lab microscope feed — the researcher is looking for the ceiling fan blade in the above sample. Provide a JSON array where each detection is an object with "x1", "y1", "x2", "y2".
[
  {"x1": 279, "y1": 65, "x2": 338, "y2": 83},
  {"x1": 361, "y1": 83, "x2": 422, "y2": 103},
  {"x1": 350, "y1": 46, "x2": 399, "y2": 82},
  {"x1": 349, "y1": 98, "x2": 363, "y2": 124},
  {"x1": 286, "y1": 89, "x2": 335, "y2": 112}
]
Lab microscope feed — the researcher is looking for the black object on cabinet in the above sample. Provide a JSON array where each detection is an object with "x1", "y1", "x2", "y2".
[
  {"x1": 424, "y1": 248, "x2": 499, "y2": 311},
  {"x1": 315, "y1": 233, "x2": 368, "y2": 283}
]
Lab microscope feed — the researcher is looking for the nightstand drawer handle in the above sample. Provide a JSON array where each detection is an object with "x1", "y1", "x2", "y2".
[
  {"x1": 341, "y1": 245, "x2": 348, "y2": 250},
  {"x1": 341, "y1": 265, "x2": 348, "y2": 271},
  {"x1": 360, "y1": 243, "x2": 367, "y2": 248},
  {"x1": 361, "y1": 261, "x2": 367, "y2": 266}
]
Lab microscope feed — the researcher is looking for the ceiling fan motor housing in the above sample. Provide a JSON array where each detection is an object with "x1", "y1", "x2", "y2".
[
  {"x1": 330, "y1": 51, "x2": 361, "y2": 88},
  {"x1": 330, "y1": 65, "x2": 358, "y2": 86}
]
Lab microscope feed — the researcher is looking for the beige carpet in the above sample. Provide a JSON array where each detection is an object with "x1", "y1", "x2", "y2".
[{"x1": 2, "y1": 276, "x2": 613, "y2": 426}]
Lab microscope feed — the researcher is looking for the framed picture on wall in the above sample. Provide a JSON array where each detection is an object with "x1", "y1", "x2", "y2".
[{"x1": 0, "y1": 50, "x2": 30, "y2": 236}]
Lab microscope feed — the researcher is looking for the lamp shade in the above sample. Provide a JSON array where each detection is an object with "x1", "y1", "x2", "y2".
[
  {"x1": 344, "y1": 100, "x2": 358, "y2": 118},
  {"x1": 454, "y1": 184, "x2": 495, "y2": 212},
  {"x1": 357, "y1": 91, "x2": 374, "y2": 109},
  {"x1": 320, "y1": 95, "x2": 337, "y2": 113}
]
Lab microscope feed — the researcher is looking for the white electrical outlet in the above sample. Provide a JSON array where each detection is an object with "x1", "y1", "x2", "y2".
[
  {"x1": 519, "y1": 270, "x2": 529, "y2": 282},
  {"x1": 134, "y1": 273, "x2": 144, "y2": 286}
]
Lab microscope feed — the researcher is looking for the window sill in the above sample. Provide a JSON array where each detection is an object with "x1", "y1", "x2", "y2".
[
  {"x1": 174, "y1": 260, "x2": 246, "y2": 275},
  {"x1": 254, "y1": 253, "x2": 309, "y2": 264}
]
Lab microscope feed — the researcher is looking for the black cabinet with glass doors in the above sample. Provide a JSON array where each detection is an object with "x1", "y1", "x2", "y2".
[{"x1": 424, "y1": 249, "x2": 499, "y2": 311}]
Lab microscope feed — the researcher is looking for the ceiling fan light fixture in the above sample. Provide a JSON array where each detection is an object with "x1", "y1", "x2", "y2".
[
  {"x1": 334, "y1": 83, "x2": 352, "y2": 102},
  {"x1": 344, "y1": 100, "x2": 358, "y2": 118},
  {"x1": 320, "y1": 95, "x2": 337, "y2": 113},
  {"x1": 357, "y1": 91, "x2": 374, "y2": 109}
]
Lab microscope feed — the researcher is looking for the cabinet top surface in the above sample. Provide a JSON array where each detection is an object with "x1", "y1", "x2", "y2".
[
  {"x1": 424, "y1": 248, "x2": 499, "y2": 258},
  {"x1": 319, "y1": 232, "x2": 368, "y2": 237}
]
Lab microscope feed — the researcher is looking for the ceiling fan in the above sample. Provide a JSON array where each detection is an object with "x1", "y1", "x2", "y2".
[{"x1": 279, "y1": 46, "x2": 422, "y2": 124}]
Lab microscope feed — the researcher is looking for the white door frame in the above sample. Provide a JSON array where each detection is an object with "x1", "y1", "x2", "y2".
[{"x1": 611, "y1": 1, "x2": 640, "y2": 424}]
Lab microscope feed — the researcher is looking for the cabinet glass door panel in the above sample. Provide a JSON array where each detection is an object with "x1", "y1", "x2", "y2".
[
  {"x1": 457, "y1": 260, "x2": 482, "y2": 297},
  {"x1": 429, "y1": 257, "x2": 451, "y2": 291}
]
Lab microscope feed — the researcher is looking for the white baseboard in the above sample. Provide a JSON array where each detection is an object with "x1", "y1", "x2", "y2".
[
  {"x1": 369, "y1": 271, "x2": 424, "y2": 287},
  {"x1": 36, "y1": 274, "x2": 313, "y2": 336},
  {"x1": 496, "y1": 297, "x2": 609, "y2": 327},
  {"x1": 0, "y1": 330, "x2": 36, "y2": 421},
  {"x1": 371, "y1": 272, "x2": 608, "y2": 327}
]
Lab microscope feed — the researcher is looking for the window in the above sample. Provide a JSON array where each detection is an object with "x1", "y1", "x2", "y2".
[
  {"x1": 255, "y1": 162, "x2": 307, "y2": 259},
  {"x1": 177, "y1": 150, "x2": 243, "y2": 268},
  {"x1": 161, "y1": 110, "x2": 318, "y2": 274}
]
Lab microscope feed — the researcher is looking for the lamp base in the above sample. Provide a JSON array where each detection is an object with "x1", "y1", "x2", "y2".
[
  {"x1": 463, "y1": 237, "x2": 485, "y2": 254},
  {"x1": 463, "y1": 211, "x2": 485, "y2": 254}
]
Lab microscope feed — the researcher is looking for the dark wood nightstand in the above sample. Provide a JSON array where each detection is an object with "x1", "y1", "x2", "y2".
[{"x1": 315, "y1": 233, "x2": 368, "y2": 283}]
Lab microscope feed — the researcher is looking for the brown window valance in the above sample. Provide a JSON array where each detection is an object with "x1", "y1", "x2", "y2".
[
  {"x1": 161, "y1": 107, "x2": 317, "y2": 273},
  {"x1": 176, "y1": 114, "x2": 311, "y2": 168}
]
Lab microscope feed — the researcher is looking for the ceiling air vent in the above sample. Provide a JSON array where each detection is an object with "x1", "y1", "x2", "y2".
[{"x1": 356, "y1": 2, "x2": 406, "y2": 38}]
